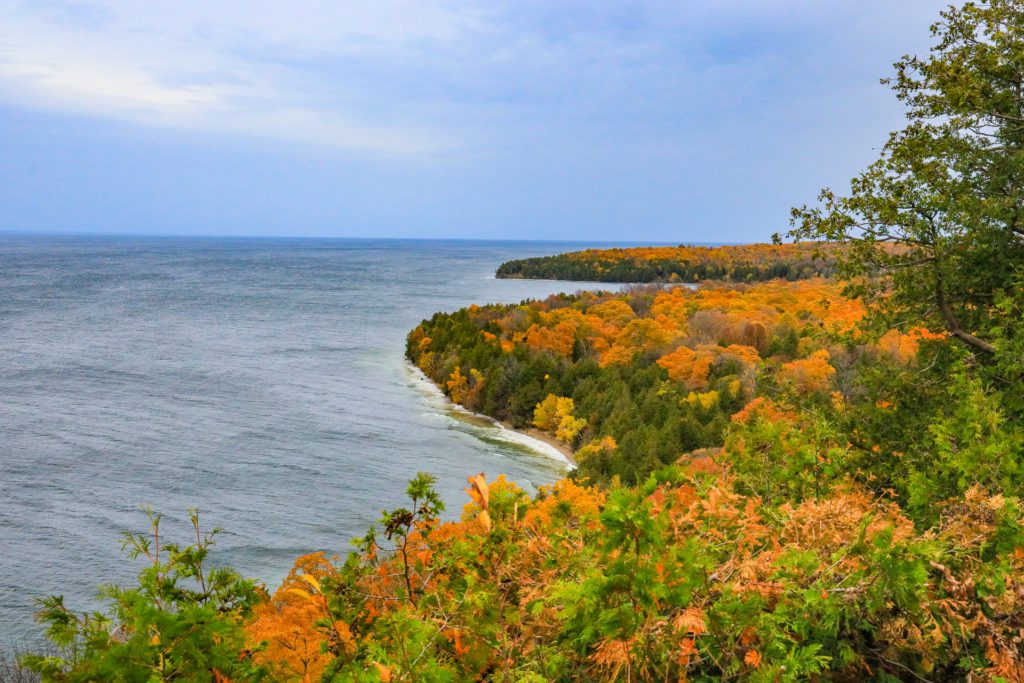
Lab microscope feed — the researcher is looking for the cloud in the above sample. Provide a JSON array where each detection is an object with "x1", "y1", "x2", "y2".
[
  {"x1": 0, "y1": 0, "x2": 952, "y2": 239},
  {"x1": 0, "y1": 0, "x2": 474, "y2": 154},
  {"x1": 0, "y1": 0, "x2": 947, "y2": 161}
]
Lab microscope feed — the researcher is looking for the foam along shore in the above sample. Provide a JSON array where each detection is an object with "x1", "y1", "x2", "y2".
[{"x1": 407, "y1": 364, "x2": 577, "y2": 470}]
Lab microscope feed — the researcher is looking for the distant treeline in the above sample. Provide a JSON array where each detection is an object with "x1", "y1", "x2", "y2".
[{"x1": 496, "y1": 243, "x2": 836, "y2": 283}]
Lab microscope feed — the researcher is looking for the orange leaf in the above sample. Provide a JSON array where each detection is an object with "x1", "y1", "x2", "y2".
[{"x1": 374, "y1": 662, "x2": 393, "y2": 682}]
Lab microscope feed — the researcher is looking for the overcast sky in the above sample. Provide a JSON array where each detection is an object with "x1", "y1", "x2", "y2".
[{"x1": 0, "y1": 0, "x2": 949, "y2": 241}]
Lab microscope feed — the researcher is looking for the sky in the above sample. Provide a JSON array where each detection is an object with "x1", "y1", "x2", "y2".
[{"x1": 0, "y1": 0, "x2": 949, "y2": 242}]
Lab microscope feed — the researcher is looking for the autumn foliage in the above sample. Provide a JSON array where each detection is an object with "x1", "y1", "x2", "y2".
[
  {"x1": 407, "y1": 278, "x2": 900, "y2": 484},
  {"x1": 236, "y1": 458, "x2": 1024, "y2": 681},
  {"x1": 247, "y1": 553, "x2": 340, "y2": 681},
  {"x1": 533, "y1": 394, "x2": 587, "y2": 444},
  {"x1": 496, "y1": 242, "x2": 838, "y2": 283}
]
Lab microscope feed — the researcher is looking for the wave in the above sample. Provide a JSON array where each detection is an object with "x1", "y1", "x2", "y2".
[{"x1": 405, "y1": 363, "x2": 575, "y2": 470}]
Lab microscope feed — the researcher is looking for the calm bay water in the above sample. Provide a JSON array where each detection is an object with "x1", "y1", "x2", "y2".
[{"x1": 0, "y1": 236, "x2": 621, "y2": 642}]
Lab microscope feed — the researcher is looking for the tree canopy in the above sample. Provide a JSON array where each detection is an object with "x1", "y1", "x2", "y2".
[{"x1": 789, "y1": 0, "x2": 1024, "y2": 409}]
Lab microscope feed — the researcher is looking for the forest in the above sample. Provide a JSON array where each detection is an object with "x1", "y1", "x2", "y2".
[
  {"x1": 15, "y1": 2, "x2": 1024, "y2": 681},
  {"x1": 407, "y1": 279, "x2": 873, "y2": 485},
  {"x1": 494, "y1": 243, "x2": 837, "y2": 283}
]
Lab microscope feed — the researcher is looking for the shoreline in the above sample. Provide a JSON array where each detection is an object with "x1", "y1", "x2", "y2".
[
  {"x1": 499, "y1": 421, "x2": 577, "y2": 467},
  {"x1": 406, "y1": 363, "x2": 577, "y2": 469}
]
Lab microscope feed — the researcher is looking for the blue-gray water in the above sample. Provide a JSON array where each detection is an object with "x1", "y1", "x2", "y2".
[{"x1": 0, "y1": 236, "x2": 622, "y2": 642}]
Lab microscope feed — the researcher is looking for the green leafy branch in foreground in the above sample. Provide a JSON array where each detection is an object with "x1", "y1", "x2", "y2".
[{"x1": 20, "y1": 508, "x2": 266, "y2": 682}]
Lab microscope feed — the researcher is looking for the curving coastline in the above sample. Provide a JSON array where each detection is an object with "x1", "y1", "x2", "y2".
[{"x1": 406, "y1": 363, "x2": 576, "y2": 469}]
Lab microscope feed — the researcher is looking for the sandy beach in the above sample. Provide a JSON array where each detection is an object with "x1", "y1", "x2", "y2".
[{"x1": 408, "y1": 363, "x2": 577, "y2": 469}]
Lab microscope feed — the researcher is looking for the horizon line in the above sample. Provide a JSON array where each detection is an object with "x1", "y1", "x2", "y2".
[{"x1": 0, "y1": 230, "x2": 749, "y2": 246}]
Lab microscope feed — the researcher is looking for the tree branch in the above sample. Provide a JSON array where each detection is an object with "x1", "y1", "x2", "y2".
[{"x1": 935, "y1": 280, "x2": 996, "y2": 354}]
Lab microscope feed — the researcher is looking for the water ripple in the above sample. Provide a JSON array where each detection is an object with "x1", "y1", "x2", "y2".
[{"x1": 0, "y1": 236, "x2": 623, "y2": 641}]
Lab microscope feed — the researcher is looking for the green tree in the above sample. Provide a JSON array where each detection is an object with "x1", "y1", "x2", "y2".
[
  {"x1": 21, "y1": 509, "x2": 265, "y2": 682},
  {"x1": 789, "y1": 1, "x2": 1024, "y2": 373},
  {"x1": 379, "y1": 472, "x2": 445, "y2": 607}
]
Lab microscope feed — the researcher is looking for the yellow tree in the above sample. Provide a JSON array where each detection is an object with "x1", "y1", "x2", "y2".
[{"x1": 534, "y1": 394, "x2": 588, "y2": 444}]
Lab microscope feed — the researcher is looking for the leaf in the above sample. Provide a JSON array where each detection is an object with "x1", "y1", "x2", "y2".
[
  {"x1": 298, "y1": 573, "x2": 321, "y2": 593},
  {"x1": 466, "y1": 473, "x2": 491, "y2": 533},
  {"x1": 374, "y1": 662, "x2": 393, "y2": 682}
]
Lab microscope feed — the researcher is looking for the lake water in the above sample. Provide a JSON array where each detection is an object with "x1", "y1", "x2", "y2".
[{"x1": 0, "y1": 236, "x2": 623, "y2": 642}]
